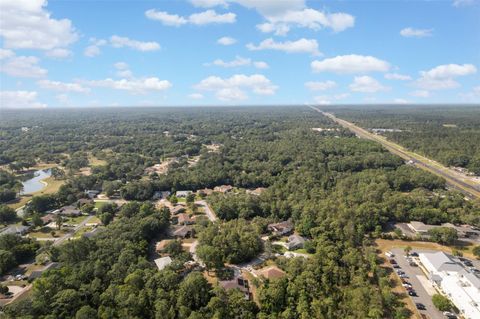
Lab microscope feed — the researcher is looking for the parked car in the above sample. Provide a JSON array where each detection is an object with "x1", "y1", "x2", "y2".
[
  {"x1": 415, "y1": 303, "x2": 426, "y2": 310},
  {"x1": 410, "y1": 252, "x2": 419, "y2": 257},
  {"x1": 389, "y1": 259, "x2": 397, "y2": 264},
  {"x1": 399, "y1": 274, "x2": 409, "y2": 278},
  {"x1": 443, "y1": 311, "x2": 457, "y2": 319},
  {"x1": 409, "y1": 262, "x2": 418, "y2": 267},
  {"x1": 393, "y1": 264, "x2": 400, "y2": 269},
  {"x1": 408, "y1": 290, "x2": 417, "y2": 297},
  {"x1": 385, "y1": 251, "x2": 394, "y2": 258}
]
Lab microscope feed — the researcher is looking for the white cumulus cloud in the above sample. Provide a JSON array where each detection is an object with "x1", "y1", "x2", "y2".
[
  {"x1": 420, "y1": 64, "x2": 477, "y2": 78},
  {"x1": 37, "y1": 80, "x2": 90, "y2": 93},
  {"x1": 0, "y1": 0, "x2": 78, "y2": 51},
  {"x1": 1, "y1": 54, "x2": 47, "y2": 78},
  {"x1": 110, "y1": 35, "x2": 160, "y2": 51},
  {"x1": 190, "y1": 0, "x2": 228, "y2": 8},
  {"x1": 349, "y1": 76, "x2": 389, "y2": 93},
  {"x1": 205, "y1": 56, "x2": 269, "y2": 69},
  {"x1": 453, "y1": 0, "x2": 476, "y2": 7},
  {"x1": 311, "y1": 54, "x2": 390, "y2": 74},
  {"x1": 84, "y1": 77, "x2": 172, "y2": 94},
  {"x1": 45, "y1": 48, "x2": 72, "y2": 59},
  {"x1": 0, "y1": 90, "x2": 47, "y2": 109},
  {"x1": 400, "y1": 27, "x2": 433, "y2": 38},
  {"x1": 0, "y1": 49, "x2": 15, "y2": 60},
  {"x1": 253, "y1": 61, "x2": 269, "y2": 69},
  {"x1": 194, "y1": 74, "x2": 278, "y2": 101},
  {"x1": 218, "y1": 1, "x2": 353, "y2": 35},
  {"x1": 145, "y1": 9, "x2": 236, "y2": 26},
  {"x1": 114, "y1": 62, "x2": 133, "y2": 78},
  {"x1": 258, "y1": 8, "x2": 355, "y2": 35},
  {"x1": 415, "y1": 63, "x2": 477, "y2": 90},
  {"x1": 217, "y1": 36, "x2": 237, "y2": 45},
  {"x1": 247, "y1": 38, "x2": 320, "y2": 55},
  {"x1": 84, "y1": 39, "x2": 107, "y2": 57},
  {"x1": 385, "y1": 73, "x2": 412, "y2": 81}
]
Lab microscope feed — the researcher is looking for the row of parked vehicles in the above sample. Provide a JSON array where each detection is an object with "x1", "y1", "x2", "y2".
[
  {"x1": 387, "y1": 250, "x2": 458, "y2": 319},
  {"x1": 389, "y1": 256, "x2": 419, "y2": 299}
]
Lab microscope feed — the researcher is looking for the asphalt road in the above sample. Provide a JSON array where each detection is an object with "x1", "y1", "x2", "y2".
[
  {"x1": 190, "y1": 200, "x2": 217, "y2": 266},
  {"x1": 308, "y1": 105, "x2": 480, "y2": 200},
  {"x1": 53, "y1": 215, "x2": 95, "y2": 246},
  {"x1": 391, "y1": 248, "x2": 445, "y2": 319}
]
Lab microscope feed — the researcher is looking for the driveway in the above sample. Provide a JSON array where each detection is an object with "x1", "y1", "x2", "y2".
[
  {"x1": 391, "y1": 248, "x2": 445, "y2": 319},
  {"x1": 195, "y1": 200, "x2": 217, "y2": 222}
]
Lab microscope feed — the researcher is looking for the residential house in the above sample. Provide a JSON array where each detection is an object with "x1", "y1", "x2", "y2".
[
  {"x1": 154, "y1": 256, "x2": 173, "y2": 271},
  {"x1": 84, "y1": 190, "x2": 100, "y2": 199},
  {"x1": 170, "y1": 205, "x2": 186, "y2": 215},
  {"x1": 77, "y1": 198, "x2": 93, "y2": 206},
  {"x1": 246, "y1": 187, "x2": 266, "y2": 196},
  {"x1": 152, "y1": 191, "x2": 171, "y2": 200},
  {"x1": 214, "y1": 185, "x2": 233, "y2": 194},
  {"x1": 176, "y1": 190, "x2": 193, "y2": 198},
  {"x1": 287, "y1": 234, "x2": 306, "y2": 250},
  {"x1": 268, "y1": 220, "x2": 293, "y2": 236},
  {"x1": 177, "y1": 213, "x2": 195, "y2": 225},
  {"x1": 40, "y1": 214, "x2": 55, "y2": 225},
  {"x1": 1, "y1": 225, "x2": 30, "y2": 236},
  {"x1": 55, "y1": 205, "x2": 82, "y2": 217},
  {"x1": 196, "y1": 188, "x2": 213, "y2": 196},
  {"x1": 257, "y1": 266, "x2": 286, "y2": 280},
  {"x1": 408, "y1": 221, "x2": 480, "y2": 239},
  {"x1": 220, "y1": 276, "x2": 252, "y2": 300},
  {"x1": 173, "y1": 225, "x2": 194, "y2": 238}
]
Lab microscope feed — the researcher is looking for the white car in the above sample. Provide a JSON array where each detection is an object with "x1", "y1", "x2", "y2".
[{"x1": 385, "y1": 251, "x2": 394, "y2": 258}]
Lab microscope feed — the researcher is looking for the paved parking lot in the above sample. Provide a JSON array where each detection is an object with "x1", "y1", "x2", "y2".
[{"x1": 391, "y1": 248, "x2": 445, "y2": 319}]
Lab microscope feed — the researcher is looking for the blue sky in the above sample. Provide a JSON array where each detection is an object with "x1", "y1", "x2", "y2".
[{"x1": 0, "y1": 0, "x2": 479, "y2": 108}]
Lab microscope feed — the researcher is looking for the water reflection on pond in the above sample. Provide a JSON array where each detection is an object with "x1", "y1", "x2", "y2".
[{"x1": 21, "y1": 169, "x2": 52, "y2": 195}]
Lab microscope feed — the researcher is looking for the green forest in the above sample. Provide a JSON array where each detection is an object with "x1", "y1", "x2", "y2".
[
  {"x1": 1, "y1": 106, "x2": 479, "y2": 319},
  {"x1": 322, "y1": 105, "x2": 480, "y2": 174}
]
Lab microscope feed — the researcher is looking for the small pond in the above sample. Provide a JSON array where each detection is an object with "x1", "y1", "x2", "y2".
[{"x1": 20, "y1": 169, "x2": 52, "y2": 195}]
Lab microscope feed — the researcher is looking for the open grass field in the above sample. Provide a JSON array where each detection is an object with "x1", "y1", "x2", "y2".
[
  {"x1": 88, "y1": 153, "x2": 107, "y2": 166},
  {"x1": 28, "y1": 228, "x2": 69, "y2": 239}
]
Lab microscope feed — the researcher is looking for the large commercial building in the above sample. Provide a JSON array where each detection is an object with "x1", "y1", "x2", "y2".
[{"x1": 419, "y1": 252, "x2": 480, "y2": 319}]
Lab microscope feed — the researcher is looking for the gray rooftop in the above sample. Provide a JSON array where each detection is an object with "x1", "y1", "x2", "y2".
[
  {"x1": 154, "y1": 256, "x2": 173, "y2": 271},
  {"x1": 423, "y1": 252, "x2": 463, "y2": 273}
]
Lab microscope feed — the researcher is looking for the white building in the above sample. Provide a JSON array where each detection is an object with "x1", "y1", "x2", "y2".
[
  {"x1": 419, "y1": 252, "x2": 480, "y2": 319},
  {"x1": 154, "y1": 256, "x2": 172, "y2": 271}
]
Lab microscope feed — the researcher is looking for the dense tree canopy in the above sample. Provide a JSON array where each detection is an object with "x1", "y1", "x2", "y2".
[
  {"x1": 1, "y1": 106, "x2": 478, "y2": 318},
  {"x1": 324, "y1": 105, "x2": 480, "y2": 174}
]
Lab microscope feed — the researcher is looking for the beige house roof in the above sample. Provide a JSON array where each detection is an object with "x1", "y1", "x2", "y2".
[{"x1": 257, "y1": 266, "x2": 286, "y2": 280}]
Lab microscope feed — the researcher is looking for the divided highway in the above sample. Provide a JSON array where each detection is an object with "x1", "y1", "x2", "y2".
[{"x1": 309, "y1": 105, "x2": 480, "y2": 200}]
